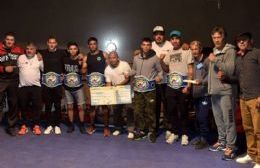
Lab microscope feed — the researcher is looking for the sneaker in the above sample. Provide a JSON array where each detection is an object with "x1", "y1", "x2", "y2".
[
  {"x1": 148, "y1": 132, "x2": 156, "y2": 143},
  {"x1": 86, "y1": 125, "x2": 96, "y2": 135},
  {"x1": 54, "y1": 126, "x2": 61, "y2": 135},
  {"x1": 195, "y1": 138, "x2": 209, "y2": 150},
  {"x1": 127, "y1": 132, "x2": 134, "y2": 139},
  {"x1": 103, "y1": 127, "x2": 111, "y2": 137},
  {"x1": 165, "y1": 130, "x2": 171, "y2": 140},
  {"x1": 166, "y1": 133, "x2": 179, "y2": 144},
  {"x1": 33, "y1": 125, "x2": 41, "y2": 135},
  {"x1": 222, "y1": 147, "x2": 237, "y2": 161},
  {"x1": 134, "y1": 131, "x2": 147, "y2": 141},
  {"x1": 253, "y1": 163, "x2": 260, "y2": 168},
  {"x1": 209, "y1": 142, "x2": 226, "y2": 152},
  {"x1": 6, "y1": 127, "x2": 17, "y2": 136},
  {"x1": 181, "y1": 135, "x2": 189, "y2": 146},
  {"x1": 67, "y1": 124, "x2": 75, "y2": 133},
  {"x1": 18, "y1": 125, "x2": 28, "y2": 135},
  {"x1": 236, "y1": 154, "x2": 253, "y2": 164},
  {"x1": 44, "y1": 126, "x2": 53, "y2": 134},
  {"x1": 112, "y1": 130, "x2": 121, "y2": 136},
  {"x1": 79, "y1": 125, "x2": 86, "y2": 134},
  {"x1": 191, "y1": 137, "x2": 201, "y2": 146}
]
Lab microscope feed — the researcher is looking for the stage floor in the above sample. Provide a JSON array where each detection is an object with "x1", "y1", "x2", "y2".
[{"x1": 0, "y1": 126, "x2": 251, "y2": 168}]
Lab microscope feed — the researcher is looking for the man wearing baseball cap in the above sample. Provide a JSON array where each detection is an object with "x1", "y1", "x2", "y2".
[
  {"x1": 160, "y1": 29, "x2": 193, "y2": 146},
  {"x1": 152, "y1": 26, "x2": 172, "y2": 136}
]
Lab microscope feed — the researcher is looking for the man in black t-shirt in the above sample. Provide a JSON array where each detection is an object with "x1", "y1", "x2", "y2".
[{"x1": 39, "y1": 36, "x2": 66, "y2": 135}]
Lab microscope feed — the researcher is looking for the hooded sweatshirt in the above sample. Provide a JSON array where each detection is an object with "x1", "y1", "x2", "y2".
[
  {"x1": 208, "y1": 43, "x2": 236, "y2": 95},
  {"x1": 130, "y1": 49, "x2": 163, "y2": 80}
]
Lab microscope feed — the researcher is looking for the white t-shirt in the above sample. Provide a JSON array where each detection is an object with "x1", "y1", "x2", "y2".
[
  {"x1": 152, "y1": 40, "x2": 172, "y2": 58},
  {"x1": 164, "y1": 48, "x2": 193, "y2": 76},
  {"x1": 18, "y1": 54, "x2": 44, "y2": 87},
  {"x1": 104, "y1": 60, "x2": 131, "y2": 85},
  {"x1": 152, "y1": 40, "x2": 172, "y2": 83}
]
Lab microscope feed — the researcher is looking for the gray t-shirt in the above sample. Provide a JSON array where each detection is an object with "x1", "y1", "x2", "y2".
[{"x1": 164, "y1": 48, "x2": 193, "y2": 75}]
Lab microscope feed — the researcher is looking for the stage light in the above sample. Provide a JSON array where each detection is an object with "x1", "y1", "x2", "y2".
[{"x1": 105, "y1": 39, "x2": 118, "y2": 53}]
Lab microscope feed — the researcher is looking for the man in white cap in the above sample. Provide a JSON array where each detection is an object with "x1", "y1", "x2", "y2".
[{"x1": 152, "y1": 26, "x2": 172, "y2": 136}]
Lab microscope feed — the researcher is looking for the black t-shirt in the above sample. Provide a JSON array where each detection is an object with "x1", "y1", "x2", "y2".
[
  {"x1": 39, "y1": 49, "x2": 66, "y2": 74},
  {"x1": 87, "y1": 50, "x2": 106, "y2": 74},
  {"x1": 63, "y1": 55, "x2": 83, "y2": 91}
]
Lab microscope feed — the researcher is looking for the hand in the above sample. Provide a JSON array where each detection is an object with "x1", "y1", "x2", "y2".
[
  {"x1": 181, "y1": 43, "x2": 190, "y2": 50},
  {"x1": 208, "y1": 53, "x2": 216, "y2": 62},
  {"x1": 217, "y1": 70, "x2": 225, "y2": 80},
  {"x1": 123, "y1": 72, "x2": 129, "y2": 79},
  {"x1": 194, "y1": 79, "x2": 202, "y2": 85},
  {"x1": 133, "y1": 50, "x2": 141, "y2": 57},
  {"x1": 159, "y1": 54, "x2": 166, "y2": 61},
  {"x1": 256, "y1": 97, "x2": 260, "y2": 110},
  {"x1": 155, "y1": 76, "x2": 162, "y2": 83},
  {"x1": 4, "y1": 66, "x2": 14, "y2": 73},
  {"x1": 182, "y1": 87, "x2": 190, "y2": 94},
  {"x1": 37, "y1": 53, "x2": 43, "y2": 61}
]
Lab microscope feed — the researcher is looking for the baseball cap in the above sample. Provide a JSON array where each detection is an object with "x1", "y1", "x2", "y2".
[
  {"x1": 170, "y1": 30, "x2": 182, "y2": 38},
  {"x1": 153, "y1": 26, "x2": 165, "y2": 33}
]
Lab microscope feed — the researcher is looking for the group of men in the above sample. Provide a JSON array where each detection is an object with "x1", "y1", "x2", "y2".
[{"x1": 0, "y1": 25, "x2": 259, "y2": 168}]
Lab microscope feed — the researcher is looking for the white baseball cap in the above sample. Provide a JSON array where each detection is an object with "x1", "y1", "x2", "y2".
[{"x1": 153, "y1": 26, "x2": 165, "y2": 33}]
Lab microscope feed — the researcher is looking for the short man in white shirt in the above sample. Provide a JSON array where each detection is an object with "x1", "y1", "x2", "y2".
[
  {"x1": 104, "y1": 51, "x2": 134, "y2": 139},
  {"x1": 160, "y1": 30, "x2": 193, "y2": 145},
  {"x1": 17, "y1": 42, "x2": 44, "y2": 135},
  {"x1": 151, "y1": 26, "x2": 172, "y2": 134}
]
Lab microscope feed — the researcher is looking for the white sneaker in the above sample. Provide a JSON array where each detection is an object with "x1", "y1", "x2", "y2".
[
  {"x1": 166, "y1": 133, "x2": 179, "y2": 144},
  {"x1": 44, "y1": 126, "x2": 53, "y2": 134},
  {"x1": 54, "y1": 126, "x2": 62, "y2": 135},
  {"x1": 112, "y1": 130, "x2": 121, "y2": 136},
  {"x1": 181, "y1": 135, "x2": 189, "y2": 146},
  {"x1": 253, "y1": 163, "x2": 260, "y2": 168},
  {"x1": 127, "y1": 132, "x2": 134, "y2": 139},
  {"x1": 236, "y1": 154, "x2": 253, "y2": 164},
  {"x1": 165, "y1": 130, "x2": 171, "y2": 140}
]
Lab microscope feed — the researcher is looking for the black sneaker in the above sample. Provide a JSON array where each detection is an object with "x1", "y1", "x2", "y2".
[
  {"x1": 67, "y1": 124, "x2": 75, "y2": 133},
  {"x1": 222, "y1": 147, "x2": 237, "y2": 161},
  {"x1": 79, "y1": 125, "x2": 86, "y2": 134},
  {"x1": 134, "y1": 131, "x2": 147, "y2": 141},
  {"x1": 6, "y1": 127, "x2": 16, "y2": 136},
  {"x1": 148, "y1": 132, "x2": 156, "y2": 143},
  {"x1": 191, "y1": 137, "x2": 201, "y2": 146},
  {"x1": 209, "y1": 142, "x2": 226, "y2": 152},
  {"x1": 195, "y1": 138, "x2": 209, "y2": 150}
]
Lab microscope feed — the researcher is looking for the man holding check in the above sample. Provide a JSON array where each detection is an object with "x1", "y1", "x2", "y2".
[{"x1": 104, "y1": 51, "x2": 134, "y2": 139}]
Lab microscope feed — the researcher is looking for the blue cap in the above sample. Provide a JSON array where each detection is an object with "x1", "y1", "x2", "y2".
[{"x1": 170, "y1": 30, "x2": 182, "y2": 38}]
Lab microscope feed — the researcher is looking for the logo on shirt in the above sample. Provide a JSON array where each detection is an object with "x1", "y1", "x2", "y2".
[{"x1": 170, "y1": 53, "x2": 182, "y2": 63}]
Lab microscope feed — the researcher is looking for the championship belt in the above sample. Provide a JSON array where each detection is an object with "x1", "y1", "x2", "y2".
[
  {"x1": 133, "y1": 75, "x2": 156, "y2": 92},
  {"x1": 42, "y1": 72, "x2": 62, "y2": 88},
  {"x1": 64, "y1": 73, "x2": 82, "y2": 88},
  {"x1": 167, "y1": 72, "x2": 187, "y2": 89},
  {"x1": 86, "y1": 72, "x2": 105, "y2": 87}
]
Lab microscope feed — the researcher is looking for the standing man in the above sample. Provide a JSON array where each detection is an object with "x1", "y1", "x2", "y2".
[
  {"x1": 160, "y1": 30, "x2": 193, "y2": 145},
  {"x1": 17, "y1": 42, "x2": 43, "y2": 135},
  {"x1": 85, "y1": 37, "x2": 110, "y2": 137},
  {"x1": 104, "y1": 51, "x2": 134, "y2": 139},
  {"x1": 63, "y1": 42, "x2": 87, "y2": 134},
  {"x1": 152, "y1": 26, "x2": 172, "y2": 135},
  {"x1": 190, "y1": 41, "x2": 210, "y2": 149},
  {"x1": 207, "y1": 26, "x2": 237, "y2": 161},
  {"x1": 40, "y1": 36, "x2": 66, "y2": 135},
  {"x1": 130, "y1": 37, "x2": 163, "y2": 143},
  {"x1": 234, "y1": 33, "x2": 260, "y2": 168},
  {"x1": 0, "y1": 32, "x2": 24, "y2": 136}
]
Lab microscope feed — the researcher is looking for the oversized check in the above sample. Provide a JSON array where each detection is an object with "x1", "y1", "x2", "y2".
[{"x1": 90, "y1": 85, "x2": 132, "y2": 105}]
